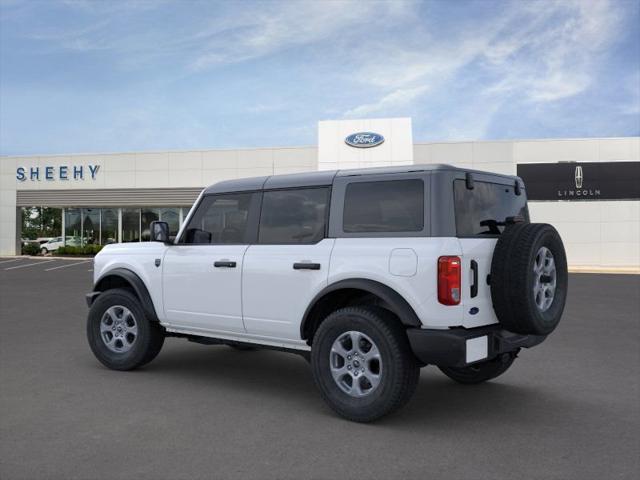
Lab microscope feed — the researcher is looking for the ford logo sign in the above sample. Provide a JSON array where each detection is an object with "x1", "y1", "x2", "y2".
[{"x1": 345, "y1": 132, "x2": 385, "y2": 148}]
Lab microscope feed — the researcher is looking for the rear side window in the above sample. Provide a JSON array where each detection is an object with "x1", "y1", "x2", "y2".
[
  {"x1": 343, "y1": 179, "x2": 424, "y2": 233},
  {"x1": 454, "y1": 180, "x2": 529, "y2": 236},
  {"x1": 181, "y1": 193, "x2": 256, "y2": 244},
  {"x1": 259, "y1": 188, "x2": 329, "y2": 244}
]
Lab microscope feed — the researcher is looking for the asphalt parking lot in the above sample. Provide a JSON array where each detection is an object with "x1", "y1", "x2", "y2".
[{"x1": 0, "y1": 257, "x2": 638, "y2": 480}]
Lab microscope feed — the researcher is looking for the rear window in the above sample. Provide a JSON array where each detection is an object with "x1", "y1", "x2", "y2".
[
  {"x1": 454, "y1": 180, "x2": 529, "y2": 236},
  {"x1": 343, "y1": 179, "x2": 424, "y2": 233}
]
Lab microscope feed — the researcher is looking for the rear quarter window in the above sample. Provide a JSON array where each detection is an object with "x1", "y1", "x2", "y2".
[
  {"x1": 343, "y1": 179, "x2": 424, "y2": 233},
  {"x1": 454, "y1": 180, "x2": 529, "y2": 236}
]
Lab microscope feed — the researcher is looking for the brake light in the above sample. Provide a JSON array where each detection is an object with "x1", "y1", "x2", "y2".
[{"x1": 438, "y1": 256, "x2": 461, "y2": 305}]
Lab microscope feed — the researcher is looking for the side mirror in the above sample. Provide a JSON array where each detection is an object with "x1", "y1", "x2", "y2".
[{"x1": 150, "y1": 221, "x2": 170, "y2": 243}]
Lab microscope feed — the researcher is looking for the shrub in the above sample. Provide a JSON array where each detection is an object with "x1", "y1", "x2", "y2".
[
  {"x1": 22, "y1": 243, "x2": 41, "y2": 256},
  {"x1": 56, "y1": 244, "x2": 103, "y2": 256}
]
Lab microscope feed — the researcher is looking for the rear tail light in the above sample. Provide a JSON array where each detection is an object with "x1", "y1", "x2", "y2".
[{"x1": 438, "y1": 256, "x2": 461, "y2": 305}]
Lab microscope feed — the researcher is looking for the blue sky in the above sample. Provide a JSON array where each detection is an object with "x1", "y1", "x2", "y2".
[{"x1": 1, "y1": 0, "x2": 639, "y2": 155}]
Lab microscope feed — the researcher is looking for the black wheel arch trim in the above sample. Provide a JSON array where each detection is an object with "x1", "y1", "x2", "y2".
[
  {"x1": 87, "y1": 268, "x2": 159, "y2": 321},
  {"x1": 300, "y1": 278, "x2": 422, "y2": 340}
]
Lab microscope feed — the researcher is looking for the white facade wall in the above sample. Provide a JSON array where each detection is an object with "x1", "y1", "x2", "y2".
[
  {"x1": 0, "y1": 146, "x2": 316, "y2": 256},
  {"x1": 0, "y1": 158, "x2": 19, "y2": 256},
  {"x1": 1, "y1": 132, "x2": 638, "y2": 270}
]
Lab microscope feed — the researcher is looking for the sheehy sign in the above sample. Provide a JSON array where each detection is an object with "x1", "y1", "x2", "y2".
[
  {"x1": 16, "y1": 164, "x2": 100, "y2": 182},
  {"x1": 516, "y1": 161, "x2": 640, "y2": 201}
]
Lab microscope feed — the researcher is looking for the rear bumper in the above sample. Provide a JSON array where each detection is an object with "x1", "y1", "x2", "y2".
[{"x1": 406, "y1": 324, "x2": 546, "y2": 368}]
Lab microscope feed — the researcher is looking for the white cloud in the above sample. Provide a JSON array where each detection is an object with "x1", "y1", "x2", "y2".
[
  {"x1": 344, "y1": 85, "x2": 429, "y2": 117},
  {"x1": 483, "y1": 0, "x2": 622, "y2": 103},
  {"x1": 189, "y1": 1, "x2": 414, "y2": 71},
  {"x1": 342, "y1": 0, "x2": 625, "y2": 136}
]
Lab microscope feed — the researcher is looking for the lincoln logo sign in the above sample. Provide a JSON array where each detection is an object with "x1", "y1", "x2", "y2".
[
  {"x1": 16, "y1": 164, "x2": 100, "y2": 182},
  {"x1": 574, "y1": 166, "x2": 583, "y2": 189},
  {"x1": 517, "y1": 162, "x2": 640, "y2": 201},
  {"x1": 345, "y1": 132, "x2": 385, "y2": 148}
]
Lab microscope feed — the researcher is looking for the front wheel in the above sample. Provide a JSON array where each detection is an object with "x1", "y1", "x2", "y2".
[
  {"x1": 40, "y1": 247, "x2": 48, "y2": 255},
  {"x1": 87, "y1": 288, "x2": 164, "y2": 371},
  {"x1": 311, "y1": 306, "x2": 419, "y2": 422},
  {"x1": 438, "y1": 353, "x2": 516, "y2": 385}
]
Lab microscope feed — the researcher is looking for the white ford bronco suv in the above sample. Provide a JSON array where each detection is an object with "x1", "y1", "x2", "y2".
[{"x1": 86, "y1": 165, "x2": 568, "y2": 422}]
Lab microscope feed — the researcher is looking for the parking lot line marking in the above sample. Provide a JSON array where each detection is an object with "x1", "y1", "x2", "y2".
[
  {"x1": 45, "y1": 260, "x2": 91, "y2": 271},
  {"x1": 87, "y1": 269, "x2": 93, "y2": 272},
  {"x1": 0, "y1": 258, "x2": 23, "y2": 265},
  {"x1": 5, "y1": 260, "x2": 56, "y2": 270}
]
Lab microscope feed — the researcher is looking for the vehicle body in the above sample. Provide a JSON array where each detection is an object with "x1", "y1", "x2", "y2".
[{"x1": 86, "y1": 164, "x2": 568, "y2": 421}]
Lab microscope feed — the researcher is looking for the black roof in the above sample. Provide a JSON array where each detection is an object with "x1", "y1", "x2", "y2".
[{"x1": 203, "y1": 163, "x2": 518, "y2": 194}]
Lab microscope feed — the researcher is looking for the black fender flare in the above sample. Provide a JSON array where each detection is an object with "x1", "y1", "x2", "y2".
[
  {"x1": 89, "y1": 268, "x2": 159, "y2": 321},
  {"x1": 300, "y1": 278, "x2": 422, "y2": 339}
]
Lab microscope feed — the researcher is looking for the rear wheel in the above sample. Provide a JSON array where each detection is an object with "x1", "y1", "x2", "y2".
[
  {"x1": 311, "y1": 306, "x2": 419, "y2": 422},
  {"x1": 87, "y1": 288, "x2": 164, "y2": 371},
  {"x1": 439, "y1": 353, "x2": 516, "y2": 384}
]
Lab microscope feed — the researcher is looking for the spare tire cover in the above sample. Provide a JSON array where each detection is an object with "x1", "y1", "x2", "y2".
[{"x1": 490, "y1": 223, "x2": 568, "y2": 335}]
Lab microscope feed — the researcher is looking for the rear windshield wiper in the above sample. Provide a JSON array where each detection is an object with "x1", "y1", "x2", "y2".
[{"x1": 479, "y1": 216, "x2": 526, "y2": 234}]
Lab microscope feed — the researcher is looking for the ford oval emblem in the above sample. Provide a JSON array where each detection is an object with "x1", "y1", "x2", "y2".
[{"x1": 345, "y1": 132, "x2": 385, "y2": 148}]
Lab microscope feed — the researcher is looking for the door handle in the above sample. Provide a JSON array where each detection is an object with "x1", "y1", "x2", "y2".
[
  {"x1": 293, "y1": 262, "x2": 321, "y2": 270},
  {"x1": 470, "y1": 260, "x2": 478, "y2": 298},
  {"x1": 214, "y1": 260, "x2": 236, "y2": 268}
]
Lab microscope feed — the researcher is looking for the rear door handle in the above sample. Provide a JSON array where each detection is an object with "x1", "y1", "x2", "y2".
[
  {"x1": 214, "y1": 260, "x2": 236, "y2": 268},
  {"x1": 470, "y1": 260, "x2": 478, "y2": 298},
  {"x1": 293, "y1": 262, "x2": 321, "y2": 270}
]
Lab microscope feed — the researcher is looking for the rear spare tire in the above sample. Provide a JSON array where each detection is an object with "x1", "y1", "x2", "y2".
[{"x1": 490, "y1": 223, "x2": 567, "y2": 335}]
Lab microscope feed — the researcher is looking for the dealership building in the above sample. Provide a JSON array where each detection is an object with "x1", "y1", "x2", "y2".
[{"x1": 1, "y1": 118, "x2": 638, "y2": 270}]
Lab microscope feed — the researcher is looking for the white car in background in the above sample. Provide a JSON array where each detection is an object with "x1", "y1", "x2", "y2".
[
  {"x1": 40, "y1": 237, "x2": 64, "y2": 254},
  {"x1": 40, "y1": 236, "x2": 81, "y2": 254}
]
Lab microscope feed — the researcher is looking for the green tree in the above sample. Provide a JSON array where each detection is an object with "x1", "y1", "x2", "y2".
[{"x1": 21, "y1": 207, "x2": 62, "y2": 239}]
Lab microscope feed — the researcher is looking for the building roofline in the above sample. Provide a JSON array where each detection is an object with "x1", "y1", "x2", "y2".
[
  {"x1": 413, "y1": 136, "x2": 640, "y2": 146},
  {"x1": 0, "y1": 144, "x2": 317, "y2": 159},
  {"x1": 1, "y1": 136, "x2": 638, "y2": 159}
]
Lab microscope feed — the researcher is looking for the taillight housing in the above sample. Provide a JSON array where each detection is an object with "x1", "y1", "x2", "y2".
[{"x1": 438, "y1": 256, "x2": 461, "y2": 305}]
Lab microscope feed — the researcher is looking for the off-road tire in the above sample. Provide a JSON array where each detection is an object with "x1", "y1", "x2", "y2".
[
  {"x1": 490, "y1": 223, "x2": 568, "y2": 335},
  {"x1": 311, "y1": 306, "x2": 420, "y2": 422},
  {"x1": 439, "y1": 353, "x2": 516, "y2": 384},
  {"x1": 87, "y1": 288, "x2": 165, "y2": 371}
]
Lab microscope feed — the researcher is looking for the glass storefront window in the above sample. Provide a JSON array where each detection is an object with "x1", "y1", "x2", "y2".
[
  {"x1": 160, "y1": 208, "x2": 180, "y2": 239},
  {"x1": 122, "y1": 208, "x2": 140, "y2": 243},
  {"x1": 101, "y1": 209, "x2": 118, "y2": 245},
  {"x1": 58, "y1": 206, "x2": 191, "y2": 245},
  {"x1": 64, "y1": 208, "x2": 82, "y2": 246},
  {"x1": 82, "y1": 208, "x2": 100, "y2": 245},
  {"x1": 141, "y1": 208, "x2": 160, "y2": 241}
]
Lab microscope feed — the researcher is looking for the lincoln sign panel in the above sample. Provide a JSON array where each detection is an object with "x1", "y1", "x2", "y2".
[{"x1": 516, "y1": 161, "x2": 640, "y2": 201}]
